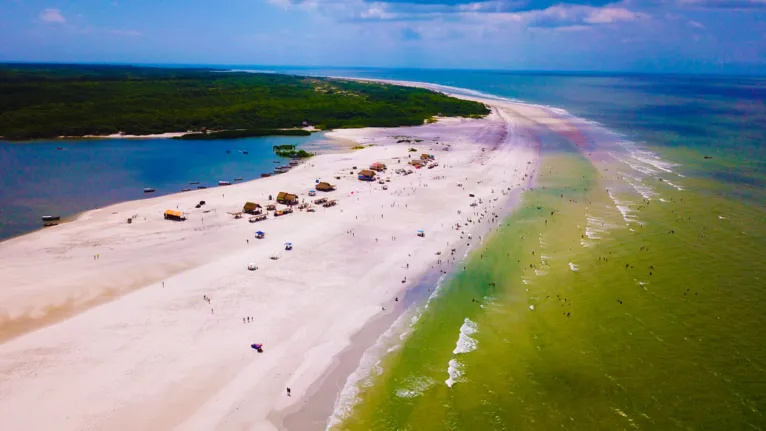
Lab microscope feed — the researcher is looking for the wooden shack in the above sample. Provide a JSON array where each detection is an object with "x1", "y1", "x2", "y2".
[
  {"x1": 164, "y1": 210, "x2": 186, "y2": 221},
  {"x1": 276, "y1": 192, "x2": 299, "y2": 205},
  {"x1": 370, "y1": 162, "x2": 387, "y2": 172},
  {"x1": 243, "y1": 202, "x2": 262, "y2": 214},
  {"x1": 358, "y1": 169, "x2": 376, "y2": 181},
  {"x1": 316, "y1": 182, "x2": 336, "y2": 192}
]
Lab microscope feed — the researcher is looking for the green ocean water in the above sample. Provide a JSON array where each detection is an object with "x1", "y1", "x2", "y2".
[{"x1": 330, "y1": 112, "x2": 766, "y2": 429}]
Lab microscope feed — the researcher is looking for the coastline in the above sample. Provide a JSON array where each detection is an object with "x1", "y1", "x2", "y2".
[{"x1": 0, "y1": 82, "x2": 567, "y2": 430}]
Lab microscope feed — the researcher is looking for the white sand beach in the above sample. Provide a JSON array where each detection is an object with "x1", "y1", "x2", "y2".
[{"x1": 0, "y1": 88, "x2": 563, "y2": 430}]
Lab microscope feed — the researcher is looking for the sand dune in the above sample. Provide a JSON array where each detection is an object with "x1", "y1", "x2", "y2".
[{"x1": 0, "y1": 90, "x2": 551, "y2": 430}]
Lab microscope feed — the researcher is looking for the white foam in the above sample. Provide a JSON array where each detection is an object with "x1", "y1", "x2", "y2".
[
  {"x1": 453, "y1": 318, "x2": 479, "y2": 354},
  {"x1": 395, "y1": 376, "x2": 435, "y2": 399},
  {"x1": 662, "y1": 179, "x2": 684, "y2": 191},
  {"x1": 445, "y1": 358, "x2": 464, "y2": 388}
]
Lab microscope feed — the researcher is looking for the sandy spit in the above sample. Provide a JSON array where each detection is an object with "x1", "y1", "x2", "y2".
[{"x1": 0, "y1": 85, "x2": 557, "y2": 430}]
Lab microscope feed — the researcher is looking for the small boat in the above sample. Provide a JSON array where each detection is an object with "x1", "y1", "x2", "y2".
[
  {"x1": 189, "y1": 181, "x2": 200, "y2": 185},
  {"x1": 181, "y1": 188, "x2": 191, "y2": 192},
  {"x1": 234, "y1": 177, "x2": 243, "y2": 181},
  {"x1": 248, "y1": 263, "x2": 258, "y2": 271},
  {"x1": 260, "y1": 173, "x2": 271, "y2": 178},
  {"x1": 144, "y1": 188, "x2": 155, "y2": 193},
  {"x1": 56, "y1": 147, "x2": 63, "y2": 151},
  {"x1": 280, "y1": 165, "x2": 290, "y2": 170},
  {"x1": 41, "y1": 215, "x2": 60, "y2": 222},
  {"x1": 218, "y1": 180, "x2": 231, "y2": 186},
  {"x1": 43, "y1": 222, "x2": 59, "y2": 227},
  {"x1": 240, "y1": 150, "x2": 249, "y2": 154},
  {"x1": 197, "y1": 185, "x2": 208, "y2": 189}
]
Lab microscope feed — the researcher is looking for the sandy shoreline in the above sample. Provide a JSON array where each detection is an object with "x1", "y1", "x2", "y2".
[{"x1": 0, "y1": 83, "x2": 571, "y2": 430}]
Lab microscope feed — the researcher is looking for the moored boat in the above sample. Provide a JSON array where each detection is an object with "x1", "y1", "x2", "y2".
[
  {"x1": 261, "y1": 173, "x2": 271, "y2": 178},
  {"x1": 181, "y1": 188, "x2": 191, "y2": 192},
  {"x1": 197, "y1": 185, "x2": 208, "y2": 189},
  {"x1": 41, "y1": 215, "x2": 60, "y2": 222},
  {"x1": 234, "y1": 177, "x2": 243, "y2": 181},
  {"x1": 218, "y1": 180, "x2": 231, "y2": 186},
  {"x1": 144, "y1": 188, "x2": 155, "y2": 193},
  {"x1": 189, "y1": 181, "x2": 200, "y2": 185}
]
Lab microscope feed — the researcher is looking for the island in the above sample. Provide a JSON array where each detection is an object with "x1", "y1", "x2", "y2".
[{"x1": 0, "y1": 64, "x2": 489, "y2": 140}]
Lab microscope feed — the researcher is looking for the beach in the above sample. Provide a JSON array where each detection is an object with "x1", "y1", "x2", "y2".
[{"x1": 0, "y1": 90, "x2": 565, "y2": 430}]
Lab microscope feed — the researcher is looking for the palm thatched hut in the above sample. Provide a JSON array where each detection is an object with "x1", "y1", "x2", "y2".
[
  {"x1": 316, "y1": 182, "x2": 336, "y2": 192},
  {"x1": 243, "y1": 202, "x2": 262, "y2": 214},
  {"x1": 358, "y1": 170, "x2": 376, "y2": 181},
  {"x1": 276, "y1": 192, "x2": 299, "y2": 205}
]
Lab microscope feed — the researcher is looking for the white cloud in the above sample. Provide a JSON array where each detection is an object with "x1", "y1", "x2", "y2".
[
  {"x1": 584, "y1": 7, "x2": 645, "y2": 24},
  {"x1": 361, "y1": 4, "x2": 396, "y2": 19},
  {"x1": 39, "y1": 8, "x2": 65, "y2": 23}
]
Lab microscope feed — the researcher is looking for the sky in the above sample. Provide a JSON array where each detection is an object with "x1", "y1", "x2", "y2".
[{"x1": 0, "y1": 0, "x2": 764, "y2": 73}]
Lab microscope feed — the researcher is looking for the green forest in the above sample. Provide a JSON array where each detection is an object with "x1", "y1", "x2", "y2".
[{"x1": 0, "y1": 64, "x2": 490, "y2": 140}]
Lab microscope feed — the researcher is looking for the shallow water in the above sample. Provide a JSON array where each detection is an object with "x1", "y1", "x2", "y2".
[
  {"x1": 331, "y1": 118, "x2": 766, "y2": 429},
  {"x1": 308, "y1": 70, "x2": 766, "y2": 429}
]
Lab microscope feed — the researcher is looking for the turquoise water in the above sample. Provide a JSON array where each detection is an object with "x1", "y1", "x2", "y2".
[{"x1": 0, "y1": 133, "x2": 329, "y2": 240}]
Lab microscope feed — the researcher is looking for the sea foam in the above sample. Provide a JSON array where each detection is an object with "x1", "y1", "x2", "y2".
[{"x1": 453, "y1": 318, "x2": 479, "y2": 354}]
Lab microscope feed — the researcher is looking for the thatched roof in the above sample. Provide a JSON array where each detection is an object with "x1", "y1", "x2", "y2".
[
  {"x1": 359, "y1": 169, "x2": 376, "y2": 177},
  {"x1": 277, "y1": 192, "x2": 298, "y2": 203},
  {"x1": 370, "y1": 162, "x2": 387, "y2": 171},
  {"x1": 243, "y1": 202, "x2": 262, "y2": 211},
  {"x1": 316, "y1": 182, "x2": 335, "y2": 191}
]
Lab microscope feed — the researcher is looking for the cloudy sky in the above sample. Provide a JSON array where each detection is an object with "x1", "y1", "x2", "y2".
[{"x1": 1, "y1": 0, "x2": 764, "y2": 73}]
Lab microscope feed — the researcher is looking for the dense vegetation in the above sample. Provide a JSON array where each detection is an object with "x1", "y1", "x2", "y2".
[
  {"x1": 0, "y1": 64, "x2": 490, "y2": 140},
  {"x1": 174, "y1": 129, "x2": 310, "y2": 140},
  {"x1": 271, "y1": 144, "x2": 312, "y2": 158}
]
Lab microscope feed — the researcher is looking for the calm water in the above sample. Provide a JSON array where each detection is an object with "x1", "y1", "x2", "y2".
[{"x1": 0, "y1": 132, "x2": 330, "y2": 240}]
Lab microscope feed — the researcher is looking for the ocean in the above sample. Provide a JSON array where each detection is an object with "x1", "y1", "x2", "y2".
[
  {"x1": 2, "y1": 67, "x2": 765, "y2": 429},
  {"x1": 251, "y1": 68, "x2": 764, "y2": 430}
]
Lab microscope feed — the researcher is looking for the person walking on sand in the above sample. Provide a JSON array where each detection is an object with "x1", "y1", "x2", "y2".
[{"x1": 287, "y1": 387, "x2": 291, "y2": 397}]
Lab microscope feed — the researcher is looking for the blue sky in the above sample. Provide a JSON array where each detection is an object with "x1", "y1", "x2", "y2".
[{"x1": 0, "y1": 0, "x2": 764, "y2": 73}]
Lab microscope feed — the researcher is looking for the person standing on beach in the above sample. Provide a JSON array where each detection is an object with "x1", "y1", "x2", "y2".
[{"x1": 286, "y1": 387, "x2": 291, "y2": 397}]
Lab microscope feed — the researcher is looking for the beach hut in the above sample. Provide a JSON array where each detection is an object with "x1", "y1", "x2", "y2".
[
  {"x1": 370, "y1": 162, "x2": 387, "y2": 172},
  {"x1": 409, "y1": 160, "x2": 424, "y2": 168},
  {"x1": 276, "y1": 192, "x2": 299, "y2": 205},
  {"x1": 316, "y1": 181, "x2": 336, "y2": 192},
  {"x1": 164, "y1": 210, "x2": 186, "y2": 221},
  {"x1": 243, "y1": 202, "x2": 262, "y2": 214},
  {"x1": 358, "y1": 170, "x2": 376, "y2": 181}
]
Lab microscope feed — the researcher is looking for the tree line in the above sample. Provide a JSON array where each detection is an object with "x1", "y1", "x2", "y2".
[{"x1": 0, "y1": 64, "x2": 490, "y2": 140}]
